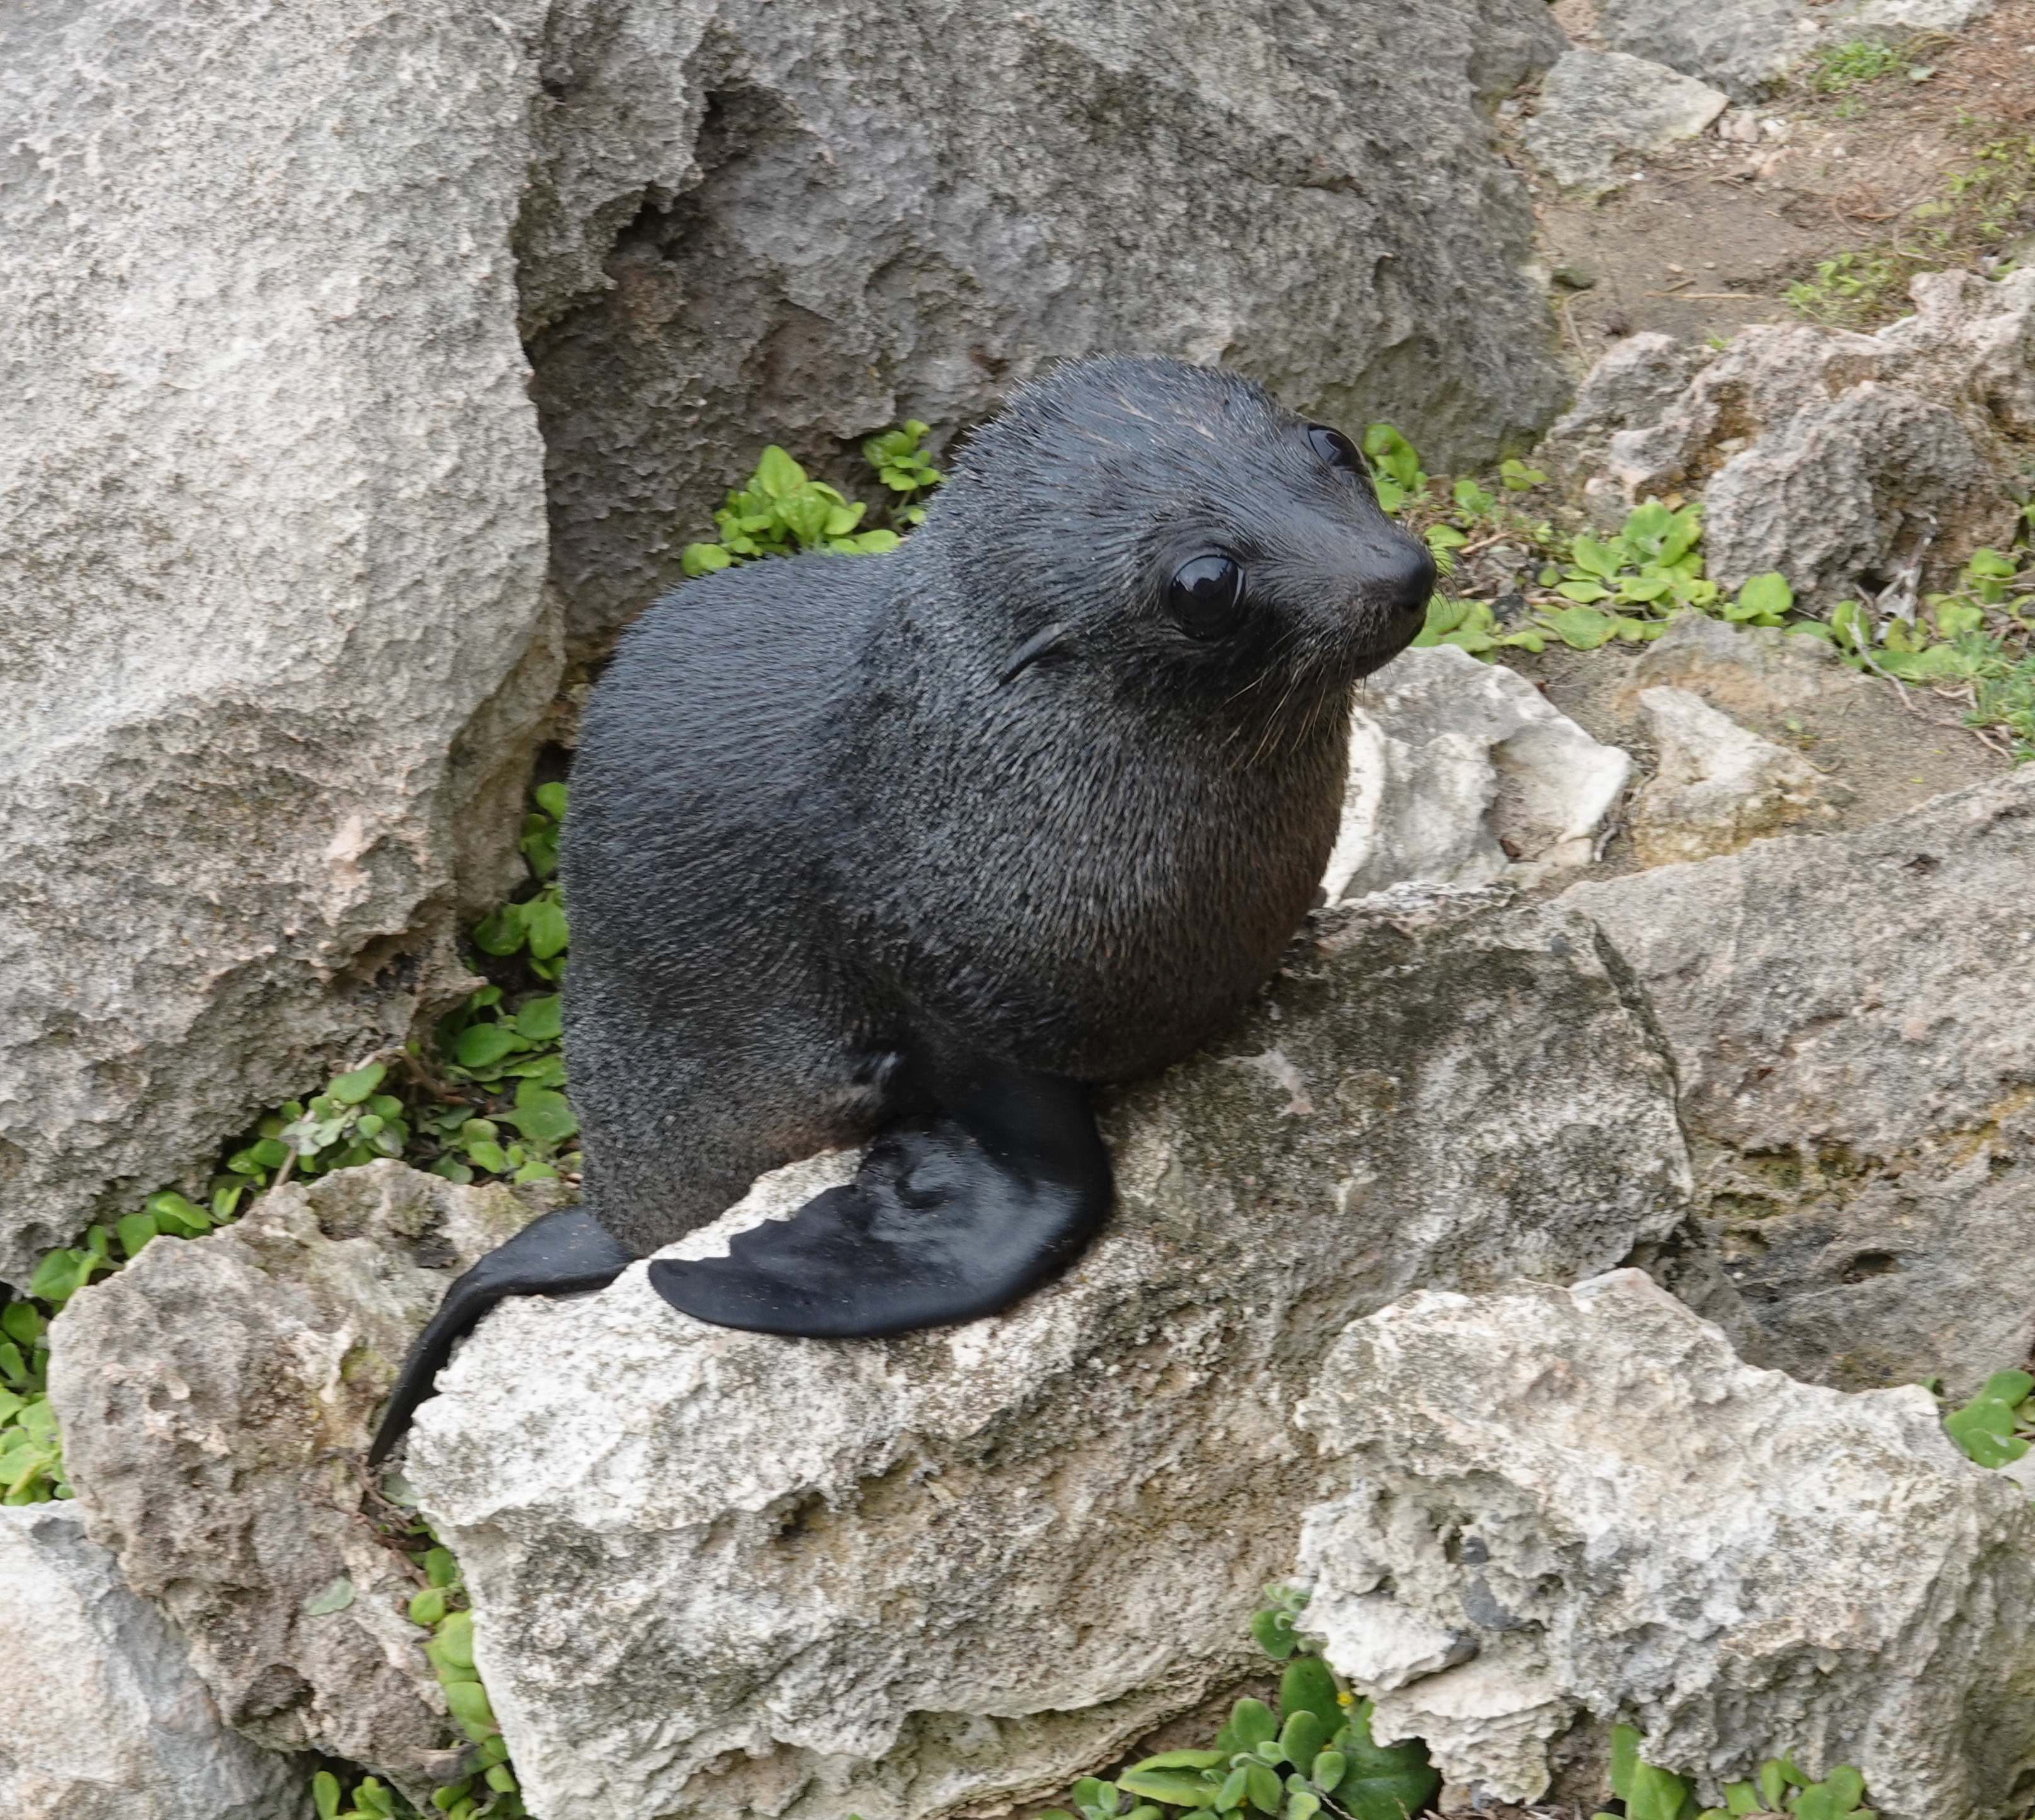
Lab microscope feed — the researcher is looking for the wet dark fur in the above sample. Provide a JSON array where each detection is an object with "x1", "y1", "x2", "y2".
[{"x1": 562, "y1": 355, "x2": 1433, "y2": 1255}]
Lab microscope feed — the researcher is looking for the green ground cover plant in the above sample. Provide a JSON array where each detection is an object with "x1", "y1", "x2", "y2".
[
  {"x1": 1604, "y1": 1726, "x2": 1874, "y2": 1820},
  {"x1": 1785, "y1": 115, "x2": 2035, "y2": 327}
]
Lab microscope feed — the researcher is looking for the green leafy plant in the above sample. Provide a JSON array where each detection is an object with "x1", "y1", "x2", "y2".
[
  {"x1": 1042, "y1": 1587, "x2": 1440, "y2": 1820},
  {"x1": 1943, "y1": 1369, "x2": 2035, "y2": 1468},
  {"x1": 681, "y1": 429, "x2": 937, "y2": 577},
  {"x1": 862, "y1": 420, "x2": 944, "y2": 527},
  {"x1": 1806, "y1": 37, "x2": 1923, "y2": 95},
  {"x1": 1600, "y1": 1726, "x2": 1874, "y2": 1820},
  {"x1": 1361, "y1": 425, "x2": 1431, "y2": 515}
]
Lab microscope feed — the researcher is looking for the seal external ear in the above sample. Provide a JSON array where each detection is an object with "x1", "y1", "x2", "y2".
[
  {"x1": 367, "y1": 1206, "x2": 636, "y2": 1465},
  {"x1": 648, "y1": 1063, "x2": 1113, "y2": 1338}
]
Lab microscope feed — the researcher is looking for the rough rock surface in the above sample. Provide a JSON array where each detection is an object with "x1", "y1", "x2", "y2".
[
  {"x1": 1626, "y1": 684, "x2": 1826, "y2": 865},
  {"x1": 1566, "y1": 764, "x2": 2035, "y2": 1397},
  {"x1": 0, "y1": 1502, "x2": 304, "y2": 1820},
  {"x1": 1521, "y1": 50, "x2": 1727, "y2": 193},
  {"x1": 0, "y1": 0, "x2": 561, "y2": 1283},
  {"x1": 1323, "y1": 645, "x2": 1631, "y2": 901},
  {"x1": 46, "y1": 1163, "x2": 549, "y2": 1790},
  {"x1": 523, "y1": 0, "x2": 1572, "y2": 655},
  {"x1": 1629, "y1": 610, "x2": 1869, "y2": 721},
  {"x1": 1295, "y1": 1271, "x2": 2035, "y2": 1820},
  {"x1": 1538, "y1": 270, "x2": 2031, "y2": 604},
  {"x1": 1594, "y1": 0, "x2": 1995, "y2": 100},
  {"x1": 405, "y1": 893, "x2": 1690, "y2": 1820}
]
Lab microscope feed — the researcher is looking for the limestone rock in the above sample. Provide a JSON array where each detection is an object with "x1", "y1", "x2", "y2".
[
  {"x1": 1594, "y1": 0, "x2": 1993, "y2": 101},
  {"x1": 1627, "y1": 685, "x2": 1825, "y2": 865},
  {"x1": 45, "y1": 1163, "x2": 548, "y2": 1790},
  {"x1": 1323, "y1": 645, "x2": 1632, "y2": 901},
  {"x1": 1565, "y1": 765, "x2": 2035, "y2": 1397},
  {"x1": 404, "y1": 894, "x2": 1690, "y2": 1820},
  {"x1": 1544, "y1": 272, "x2": 2032, "y2": 604},
  {"x1": 522, "y1": 0, "x2": 1572, "y2": 656},
  {"x1": 1294, "y1": 1271, "x2": 2035, "y2": 1820},
  {"x1": 1630, "y1": 610, "x2": 1869, "y2": 720},
  {"x1": 0, "y1": 0, "x2": 560, "y2": 1284},
  {"x1": 1522, "y1": 50, "x2": 1728, "y2": 193},
  {"x1": 0, "y1": 1502, "x2": 304, "y2": 1820},
  {"x1": 1535, "y1": 333, "x2": 1710, "y2": 487}
]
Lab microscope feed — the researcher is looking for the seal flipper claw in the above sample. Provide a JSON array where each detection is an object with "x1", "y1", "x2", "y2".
[
  {"x1": 369, "y1": 1205, "x2": 636, "y2": 1464},
  {"x1": 650, "y1": 1067, "x2": 1112, "y2": 1339}
]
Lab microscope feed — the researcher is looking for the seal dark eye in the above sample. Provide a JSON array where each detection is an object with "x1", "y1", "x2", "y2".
[
  {"x1": 1307, "y1": 424, "x2": 1363, "y2": 475},
  {"x1": 1169, "y1": 554, "x2": 1247, "y2": 640}
]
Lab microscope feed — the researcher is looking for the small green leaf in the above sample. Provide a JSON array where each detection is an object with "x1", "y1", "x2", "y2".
[
  {"x1": 1758, "y1": 1761, "x2": 1789, "y2": 1809},
  {"x1": 516, "y1": 995, "x2": 564, "y2": 1042},
  {"x1": 1250, "y1": 1609, "x2": 1299, "y2": 1659},
  {"x1": 454, "y1": 1023, "x2": 524, "y2": 1071},
  {"x1": 115, "y1": 1212, "x2": 158, "y2": 1260},
  {"x1": 524, "y1": 893, "x2": 570, "y2": 960},
  {"x1": 1230, "y1": 1699, "x2": 1277, "y2": 1749},
  {"x1": 303, "y1": 1575, "x2": 356, "y2": 1615},
  {"x1": 1724, "y1": 1782, "x2": 1761, "y2": 1815},
  {"x1": 408, "y1": 1587, "x2": 449, "y2": 1627},
  {"x1": 1131, "y1": 1753, "x2": 1228, "y2": 1771},
  {"x1": 424, "y1": 1546, "x2": 460, "y2": 1588},
  {"x1": 681, "y1": 542, "x2": 733, "y2": 577},
  {"x1": 1555, "y1": 580, "x2": 1611, "y2": 603},
  {"x1": 504, "y1": 1086, "x2": 578, "y2": 1145},
  {"x1": 471, "y1": 902, "x2": 528, "y2": 957},
  {"x1": 1244, "y1": 1761, "x2": 1284, "y2": 1812},
  {"x1": 1118, "y1": 1770, "x2": 1220, "y2": 1807},
  {"x1": 534, "y1": 781, "x2": 568, "y2": 821},
  {"x1": 0, "y1": 1303, "x2": 43, "y2": 1348},
  {"x1": 330, "y1": 1063, "x2": 386, "y2": 1105},
  {"x1": 314, "y1": 1770, "x2": 342, "y2": 1820},
  {"x1": 437, "y1": 1608, "x2": 476, "y2": 1669},
  {"x1": 1611, "y1": 1725, "x2": 1642, "y2": 1803},
  {"x1": 753, "y1": 445, "x2": 805, "y2": 499},
  {"x1": 1538, "y1": 604, "x2": 1620, "y2": 649},
  {"x1": 444, "y1": 1677, "x2": 497, "y2": 1739}
]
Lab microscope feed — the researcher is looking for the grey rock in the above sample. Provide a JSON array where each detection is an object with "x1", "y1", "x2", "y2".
[
  {"x1": 405, "y1": 895, "x2": 1689, "y2": 1820},
  {"x1": 1324, "y1": 645, "x2": 1631, "y2": 899},
  {"x1": 1522, "y1": 50, "x2": 1728, "y2": 192},
  {"x1": 1566, "y1": 766, "x2": 2035, "y2": 1397},
  {"x1": 1594, "y1": 0, "x2": 1813, "y2": 100},
  {"x1": 0, "y1": 0, "x2": 562, "y2": 1285},
  {"x1": 45, "y1": 1163, "x2": 548, "y2": 1790},
  {"x1": 1630, "y1": 609, "x2": 1870, "y2": 720},
  {"x1": 1295, "y1": 1270, "x2": 2035, "y2": 1820},
  {"x1": 1627, "y1": 684, "x2": 1826, "y2": 866},
  {"x1": 1552, "y1": 272, "x2": 2034, "y2": 604},
  {"x1": 522, "y1": 0, "x2": 1573, "y2": 657},
  {"x1": 1535, "y1": 333, "x2": 1721, "y2": 487},
  {"x1": 0, "y1": 1502, "x2": 304, "y2": 1820}
]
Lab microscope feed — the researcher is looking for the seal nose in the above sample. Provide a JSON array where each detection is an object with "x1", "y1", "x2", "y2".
[{"x1": 1371, "y1": 535, "x2": 1438, "y2": 623}]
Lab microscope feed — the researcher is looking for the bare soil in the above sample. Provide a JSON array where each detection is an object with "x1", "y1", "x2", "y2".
[{"x1": 1528, "y1": 0, "x2": 2035, "y2": 350}]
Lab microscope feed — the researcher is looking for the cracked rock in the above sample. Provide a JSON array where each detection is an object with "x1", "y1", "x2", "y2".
[
  {"x1": 1627, "y1": 684, "x2": 1826, "y2": 865},
  {"x1": 0, "y1": 1502, "x2": 304, "y2": 1820},
  {"x1": 1294, "y1": 1270, "x2": 2035, "y2": 1820},
  {"x1": 45, "y1": 1163, "x2": 549, "y2": 1793},
  {"x1": 1566, "y1": 764, "x2": 2035, "y2": 1397},
  {"x1": 404, "y1": 894, "x2": 1688, "y2": 1820},
  {"x1": 1323, "y1": 645, "x2": 1632, "y2": 901}
]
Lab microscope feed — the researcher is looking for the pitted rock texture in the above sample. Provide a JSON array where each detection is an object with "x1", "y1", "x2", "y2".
[
  {"x1": 1295, "y1": 1271, "x2": 2035, "y2": 1820},
  {"x1": 405, "y1": 894, "x2": 1689, "y2": 1820},
  {"x1": 1536, "y1": 270, "x2": 2032, "y2": 606},
  {"x1": 0, "y1": 0, "x2": 560, "y2": 1283},
  {"x1": 0, "y1": 1503, "x2": 304, "y2": 1820},
  {"x1": 521, "y1": 0, "x2": 1572, "y2": 657},
  {"x1": 1323, "y1": 645, "x2": 1630, "y2": 901},
  {"x1": 1566, "y1": 764, "x2": 2035, "y2": 1398},
  {"x1": 45, "y1": 1163, "x2": 548, "y2": 1791},
  {"x1": 1521, "y1": 50, "x2": 1727, "y2": 193}
]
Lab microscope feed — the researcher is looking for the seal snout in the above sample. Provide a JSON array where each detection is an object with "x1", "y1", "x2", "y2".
[{"x1": 1361, "y1": 533, "x2": 1438, "y2": 624}]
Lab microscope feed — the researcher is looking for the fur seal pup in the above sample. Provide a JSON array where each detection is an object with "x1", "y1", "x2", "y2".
[{"x1": 369, "y1": 355, "x2": 1433, "y2": 1461}]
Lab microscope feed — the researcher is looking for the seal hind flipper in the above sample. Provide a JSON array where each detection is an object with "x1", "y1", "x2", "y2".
[
  {"x1": 649, "y1": 1065, "x2": 1112, "y2": 1339},
  {"x1": 369, "y1": 1205, "x2": 637, "y2": 1464}
]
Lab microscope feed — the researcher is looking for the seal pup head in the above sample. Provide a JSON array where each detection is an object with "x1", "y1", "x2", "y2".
[{"x1": 925, "y1": 355, "x2": 1436, "y2": 755}]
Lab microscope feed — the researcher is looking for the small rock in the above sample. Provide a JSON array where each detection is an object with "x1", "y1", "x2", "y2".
[
  {"x1": 1325, "y1": 645, "x2": 1632, "y2": 901},
  {"x1": 1535, "y1": 333, "x2": 1711, "y2": 485},
  {"x1": 1566, "y1": 766, "x2": 2035, "y2": 1397},
  {"x1": 405, "y1": 896, "x2": 1690, "y2": 1820},
  {"x1": 1627, "y1": 684, "x2": 1825, "y2": 865},
  {"x1": 1523, "y1": 50, "x2": 1730, "y2": 191},
  {"x1": 0, "y1": 1502, "x2": 304, "y2": 1820},
  {"x1": 1295, "y1": 1270, "x2": 2035, "y2": 1818},
  {"x1": 1594, "y1": 0, "x2": 1810, "y2": 100},
  {"x1": 1631, "y1": 609, "x2": 1867, "y2": 719},
  {"x1": 1548, "y1": 274, "x2": 2034, "y2": 602},
  {"x1": 46, "y1": 1162, "x2": 550, "y2": 1790}
]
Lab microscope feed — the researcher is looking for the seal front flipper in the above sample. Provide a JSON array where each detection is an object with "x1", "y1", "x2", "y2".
[
  {"x1": 649, "y1": 1065, "x2": 1113, "y2": 1339},
  {"x1": 368, "y1": 1205, "x2": 636, "y2": 1464}
]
